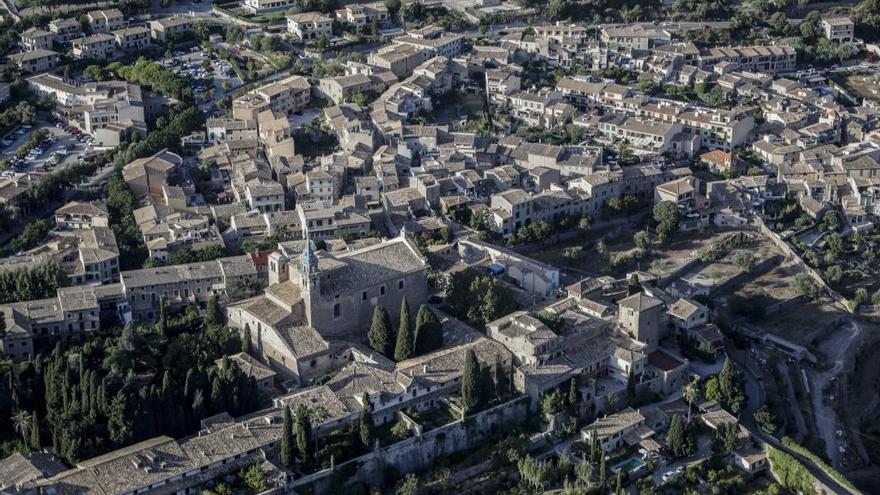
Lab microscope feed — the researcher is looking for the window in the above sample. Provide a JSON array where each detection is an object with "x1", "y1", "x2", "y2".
[
  {"x1": 333, "y1": 303, "x2": 341, "y2": 318},
  {"x1": 362, "y1": 291, "x2": 367, "y2": 301},
  {"x1": 380, "y1": 285, "x2": 386, "y2": 296},
  {"x1": 398, "y1": 279, "x2": 404, "y2": 290}
]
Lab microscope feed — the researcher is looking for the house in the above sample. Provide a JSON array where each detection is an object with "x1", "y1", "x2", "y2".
[
  {"x1": 122, "y1": 150, "x2": 182, "y2": 203},
  {"x1": 733, "y1": 444, "x2": 769, "y2": 476},
  {"x1": 821, "y1": 17, "x2": 854, "y2": 43},
  {"x1": 700, "y1": 149, "x2": 738, "y2": 175},
  {"x1": 667, "y1": 297, "x2": 708, "y2": 332},
  {"x1": 335, "y1": 2, "x2": 389, "y2": 29},
  {"x1": 580, "y1": 408, "x2": 648, "y2": 453},
  {"x1": 243, "y1": 0, "x2": 290, "y2": 13},
  {"x1": 617, "y1": 292, "x2": 664, "y2": 350},
  {"x1": 54, "y1": 201, "x2": 109, "y2": 229},
  {"x1": 286, "y1": 12, "x2": 332, "y2": 41}
]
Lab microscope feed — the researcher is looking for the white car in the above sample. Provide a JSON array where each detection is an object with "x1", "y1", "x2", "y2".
[{"x1": 660, "y1": 471, "x2": 675, "y2": 482}]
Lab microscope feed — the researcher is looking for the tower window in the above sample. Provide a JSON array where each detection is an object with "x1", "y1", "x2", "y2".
[
  {"x1": 398, "y1": 280, "x2": 404, "y2": 290},
  {"x1": 380, "y1": 285, "x2": 386, "y2": 295}
]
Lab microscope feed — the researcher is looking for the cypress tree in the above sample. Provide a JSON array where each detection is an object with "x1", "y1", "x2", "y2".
[
  {"x1": 615, "y1": 469, "x2": 622, "y2": 495},
  {"x1": 192, "y1": 389, "x2": 206, "y2": 422},
  {"x1": 568, "y1": 378, "x2": 578, "y2": 413},
  {"x1": 30, "y1": 413, "x2": 41, "y2": 450},
  {"x1": 367, "y1": 306, "x2": 393, "y2": 356},
  {"x1": 394, "y1": 298, "x2": 414, "y2": 361},
  {"x1": 494, "y1": 356, "x2": 507, "y2": 400},
  {"x1": 667, "y1": 414, "x2": 687, "y2": 458},
  {"x1": 359, "y1": 393, "x2": 373, "y2": 449},
  {"x1": 295, "y1": 404, "x2": 313, "y2": 462},
  {"x1": 599, "y1": 451, "x2": 606, "y2": 489},
  {"x1": 590, "y1": 428, "x2": 599, "y2": 463},
  {"x1": 414, "y1": 304, "x2": 443, "y2": 355},
  {"x1": 205, "y1": 293, "x2": 223, "y2": 326},
  {"x1": 460, "y1": 349, "x2": 481, "y2": 413},
  {"x1": 280, "y1": 406, "x2": 294, "y2": 466},
  {"x1": 157, "y1": 299, "x2": 168, "y2": 336}
]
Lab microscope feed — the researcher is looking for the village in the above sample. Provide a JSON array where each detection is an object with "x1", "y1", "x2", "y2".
[{"x1": 0, "y1": 0, "x2": 879, "y2": 493}]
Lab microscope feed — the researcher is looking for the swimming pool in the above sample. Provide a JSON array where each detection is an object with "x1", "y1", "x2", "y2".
[{"x1": 611, "y1": 456, "x2": 647, "y2": 474}]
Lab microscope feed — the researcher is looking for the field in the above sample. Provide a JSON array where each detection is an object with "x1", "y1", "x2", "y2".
[{"x1": 833, "y1": 72, "x2": 880, "y2": 104}]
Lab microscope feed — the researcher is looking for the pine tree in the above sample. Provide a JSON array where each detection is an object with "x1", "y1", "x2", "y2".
[
  {"x1": 280, "y1": 406, "x2": 294, "y2": 466},
  {"x1": 359, "y1": 394, "x2": 373, "y2": 449},
  {"x1": 414, "y1": 304, "x2": 443, "y2": 355},
  {"x1": 394, "y1": 298, "x2": 415, "y2": 361},
  {"x1": 460, "y1": 349, "x2": 481, "y2": 413},
  {"x1": 367, "y1": 306, "x2": 393, "y2": 356},
  {"x1": 205, "y1": 293, "x2": 223, "y2": 326},
  {"x1": 295, "y1": 404, "x2": 313, "y2": 462}
]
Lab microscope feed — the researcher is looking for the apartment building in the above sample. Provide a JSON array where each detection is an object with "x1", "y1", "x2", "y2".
[
  {"x1": 113, "y1": 26, "x2": 152, "y2": 52},
  {"x1": 392, "y1": 32, "x2": 463, "y2": 61},
  {"x1": 317, "y1": 74, "x2": 383, "y2": 104},
  {"x1": 232, "y1": 75, "x2": 311, "y2": 121},
  {"x1": 48, "y1": 18, "x2": 82, "y2": 43},
  {"x1": 598, "y1": 113, "x2": 684, "y2": 155},
  {"x1": 72, "y1": 33, "x2": 115, "y2": 59},
  {"x1": 149, "y1": 16, "x2": 195, "y2": 42},
  {"x1": 20, "y1": 27, "x2": 55, "y2": 51},
  {"x1": 8, "y1": 49, "x2": 59, "y2": 73},
  {"x1": 206, "y1": 117, "x2": 258, "y2": 143},
  {"x1": 86, "y1": 9, "x2": 125, "y2": 33},
  {"x1": 368, "y1": 43, "x2": 424, "y2": 79},
  {"x1": 295, "y1": 200, "x2": 371, "y2": 240},
  {"x1": 286, "y1": 12, "x2": 332, "y2": 41},
  {"x1": 121, "y1": 255, "x2": 258, "y2": 321},
  {"x1": 243, "y1": 178, "x2": 285, "y2": 213},
  {"x1": 699, "y1": 45, "x2": 796, "y2": 73}
]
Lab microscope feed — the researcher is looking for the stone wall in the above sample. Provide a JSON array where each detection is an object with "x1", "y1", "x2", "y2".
[{"x1": 290, "y1": 396, "x2": 531, "y2": 494}]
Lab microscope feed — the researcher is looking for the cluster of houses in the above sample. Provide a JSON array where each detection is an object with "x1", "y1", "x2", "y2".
[{"x1": 11, "y1": 9, "x2": 195, "y2": 73}]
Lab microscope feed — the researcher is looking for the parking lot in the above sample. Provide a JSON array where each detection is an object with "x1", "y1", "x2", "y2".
[
  {"x1": 160, "y1": 47, "x2": 242, "y2": 113},
  {"x1": 0, "y1": 120, "x2": 93, "y2": 176}
]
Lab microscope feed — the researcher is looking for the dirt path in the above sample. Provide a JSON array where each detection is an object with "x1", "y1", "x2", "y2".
[{"x1": 810, "y1": 320, "x2": 863, "y2": 468}]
